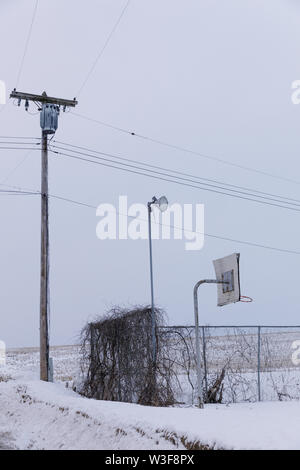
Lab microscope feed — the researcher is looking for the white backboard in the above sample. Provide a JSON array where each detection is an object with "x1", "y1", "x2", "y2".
[{"x1": 213, "y1": 253, "x2": 241, "y2": 306}]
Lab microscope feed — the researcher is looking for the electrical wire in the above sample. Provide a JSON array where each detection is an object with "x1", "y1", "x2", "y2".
[
  {"x1": 53, "y1": 139, "x2": 300, "y2": 206},
  {"x1": 48, "y1": 146, "x2": 300, "y2": 213},
  {"x1": 0, "y1": 149, "x2": 33, "y2": 185},
  {"x1": 0, "y1": 136, "x2": 40, "y2": 140},
  {"x1": 0, "y1": 141, "x2": 40, "y2": 146},
  {"x1": 0, "y1": 181, "x2": 40, "y2": 194},
  {"x1": 0, "y1": 147, "x2": 297, "y2": 255},
  {"x1": 48, "y1": 193, "x2": 300, "y2": 256},
  {"x1": 0, "y1": 189, "x2": 38, "y2": 196},
  {"x1": 71, "y1": 111, "x2": 300, "y2": 187},
  {"x1": 76, "y1": 0, "x2": 131, "y2": 97},
  {"x1": 15, "y1": 0, "x2": 39, "y2": 88},
  {"x1": 0, "y1": 147, "x2": 40, "y2": 151},
  {"x1": 1, "y1": 136, "x2": 299, "y2": 255}
]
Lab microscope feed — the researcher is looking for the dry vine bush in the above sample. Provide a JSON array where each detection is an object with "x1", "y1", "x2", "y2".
[
  {"x1": 78, "y1": 306, "x2": 177, "y2": 406},
  {"x1": 160, "y1": 327, "x2": 227, "y2": 404},
  {"x1": 198, "y1": 327, "x2": 261, "y2": 403}
]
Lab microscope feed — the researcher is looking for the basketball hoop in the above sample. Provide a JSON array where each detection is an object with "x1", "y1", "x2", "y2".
[
  {"x1": 240, "y1": 295, "x2": 253, "y2": 303},
  {"x1": 194, "y1": 253, "x2": 253, "y2": 409}
]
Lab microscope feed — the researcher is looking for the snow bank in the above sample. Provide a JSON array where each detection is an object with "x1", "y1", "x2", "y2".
[{"x1": 1, "y1": 370, "x2": 300, "y2": 450}]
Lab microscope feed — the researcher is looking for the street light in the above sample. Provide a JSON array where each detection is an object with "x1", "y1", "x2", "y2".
[{"x1": 147, "y1": 195, "x2": 168, "y2": 366}]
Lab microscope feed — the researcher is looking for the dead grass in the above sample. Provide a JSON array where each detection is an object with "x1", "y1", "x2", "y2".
[
  {"x1": 0, "y1": 373, "x2": 12, "y2": 383},
  {"x1": 157, "y1": 428, "x2": 226, "y2": 450}
]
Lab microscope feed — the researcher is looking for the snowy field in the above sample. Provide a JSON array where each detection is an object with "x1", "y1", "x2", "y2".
[
  {"x1": 4, "y1": 345, "x2": 80, "y2": 384},
  {"x1": 0, "y1": 343, "x2": 300, "y2": 450}
]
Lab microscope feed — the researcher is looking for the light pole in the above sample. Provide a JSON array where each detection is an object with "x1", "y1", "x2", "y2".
[{"x1": 147, "y1": 195, "x2": 168, "y2": 366}]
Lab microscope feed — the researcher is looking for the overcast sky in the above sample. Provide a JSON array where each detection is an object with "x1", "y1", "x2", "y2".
[{"x1": 1, "y1": 0, "x2": 300, "y2": 348}]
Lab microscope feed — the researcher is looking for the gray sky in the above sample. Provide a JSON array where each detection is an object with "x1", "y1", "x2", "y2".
[{"x1": 1, "y1": 0, "x2": 300, "y2": 347}]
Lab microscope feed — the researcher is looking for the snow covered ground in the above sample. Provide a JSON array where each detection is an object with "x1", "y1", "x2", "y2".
[
  {"x1": 1, "y1": 347, "x2": 300, "y2": 450},
  {"x1": 1, "y1": 372, "x2": 300, "y2": 450}
]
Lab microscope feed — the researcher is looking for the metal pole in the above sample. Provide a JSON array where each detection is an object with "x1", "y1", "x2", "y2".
[
  {"x1": 202, "y1": 326, "x2": 208, "y2": 401},
  {"x1": 193, "y1": 279, "x2": 225, "y2": 408},
  {"x1": 148, "y1": 203, "x2": 156, "y2": 365},
  {"x1": 257, "y1": 325, "x2": 261, "y2": 402},
  {"x1": 194, "y1": 280, "x2": 205, "y2": 408},
  {"x1": 40, "y1": 131, "x2": 49, "y2": 381}
]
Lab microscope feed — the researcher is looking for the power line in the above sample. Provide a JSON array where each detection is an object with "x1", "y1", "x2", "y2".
[
  {"x1": 0, "y1": 193, "x2": 37, "y2": 196},
  {"x1": 0, "y1": 189, "x2": 38, "y2": 196},
  {"x1": 0, "y1": 141, "x2": 40, "y2": 146},
  {"x1": 71, "y1": 111, "x2": 300, "y2": 187},
  {"x1": 5, "y1": 132, "x2": 300, "y2": 209},
  {"x1": 49, "y1": 146, "x2": 300, "y2": 213},
  {"x1": 0, "y1": 181, "x2": 40, "y2": 194},
  {"x1": 0, "y1": 136, "x2": 40, "y2": 140},
  {"x1": 15, "y1": 0, "x2": 39, "y2": 88},
  {"x1": 1, "y1": 165, "x2": 297, "y2": 255},
  {"x1": 76, "y1": 0, "x2": 131, "y2": 98},
  {"x1": 50, "y1": 146, "x2": 300, "y2": 212},
  {"x1": 0, "y1": 149, "x2": 33, "y2": 185},
  {"x1": 53, "y1": 139, "x2": 300, "y2": 206},
  {"x1": 48, "y1": 193, "x2": 300, "y2": 256},
  {"x1": 0, "y1": 147, "x2": 40, "y2": 151},
  {"x1": 51, "y1": 142, "x2": 300, "y2": 208},
  {"x1": 2, "y1": 179, "x2": 297, "y2": 254}
]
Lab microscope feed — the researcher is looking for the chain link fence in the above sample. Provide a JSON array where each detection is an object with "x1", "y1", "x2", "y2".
[{"x1": 160, "y1": 326, "x2": 300, "y2": 405}]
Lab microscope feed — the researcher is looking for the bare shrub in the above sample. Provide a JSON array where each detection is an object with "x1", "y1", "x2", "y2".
[
  {"x1": 160, "y1": 327, "x2": 226, "y2": 404},
  {"x1": 79, "y1": 306, "x2": 176, "y2": 406},
  {"x1": 206, "y1": 367, "x2": 225, "y2": 403}
]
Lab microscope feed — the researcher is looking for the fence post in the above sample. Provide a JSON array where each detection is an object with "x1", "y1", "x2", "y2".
[
  {"x1": 257, "y1": 326, "x2": 261, "y2": 402},
  {"x1": 202, "y1": 326, "x2": 208, "y2": 401}
]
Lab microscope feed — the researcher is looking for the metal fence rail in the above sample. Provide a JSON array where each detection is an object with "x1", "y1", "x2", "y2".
[{"x1": 160, "y1": 325, "x2": 300, "y2": 405}]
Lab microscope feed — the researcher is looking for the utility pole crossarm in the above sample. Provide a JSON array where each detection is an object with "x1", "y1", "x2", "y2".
[{"x1": 10, "y1": 89, "x2": 78, "y2": 108}]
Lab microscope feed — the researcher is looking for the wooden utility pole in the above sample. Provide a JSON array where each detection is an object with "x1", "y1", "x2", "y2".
[
  {"x1": 40, "y1": 130, "x2": 49, "y2": 381},
  {"x1": 10, "y1": 90, "x2": 78, "y2": 381}
]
